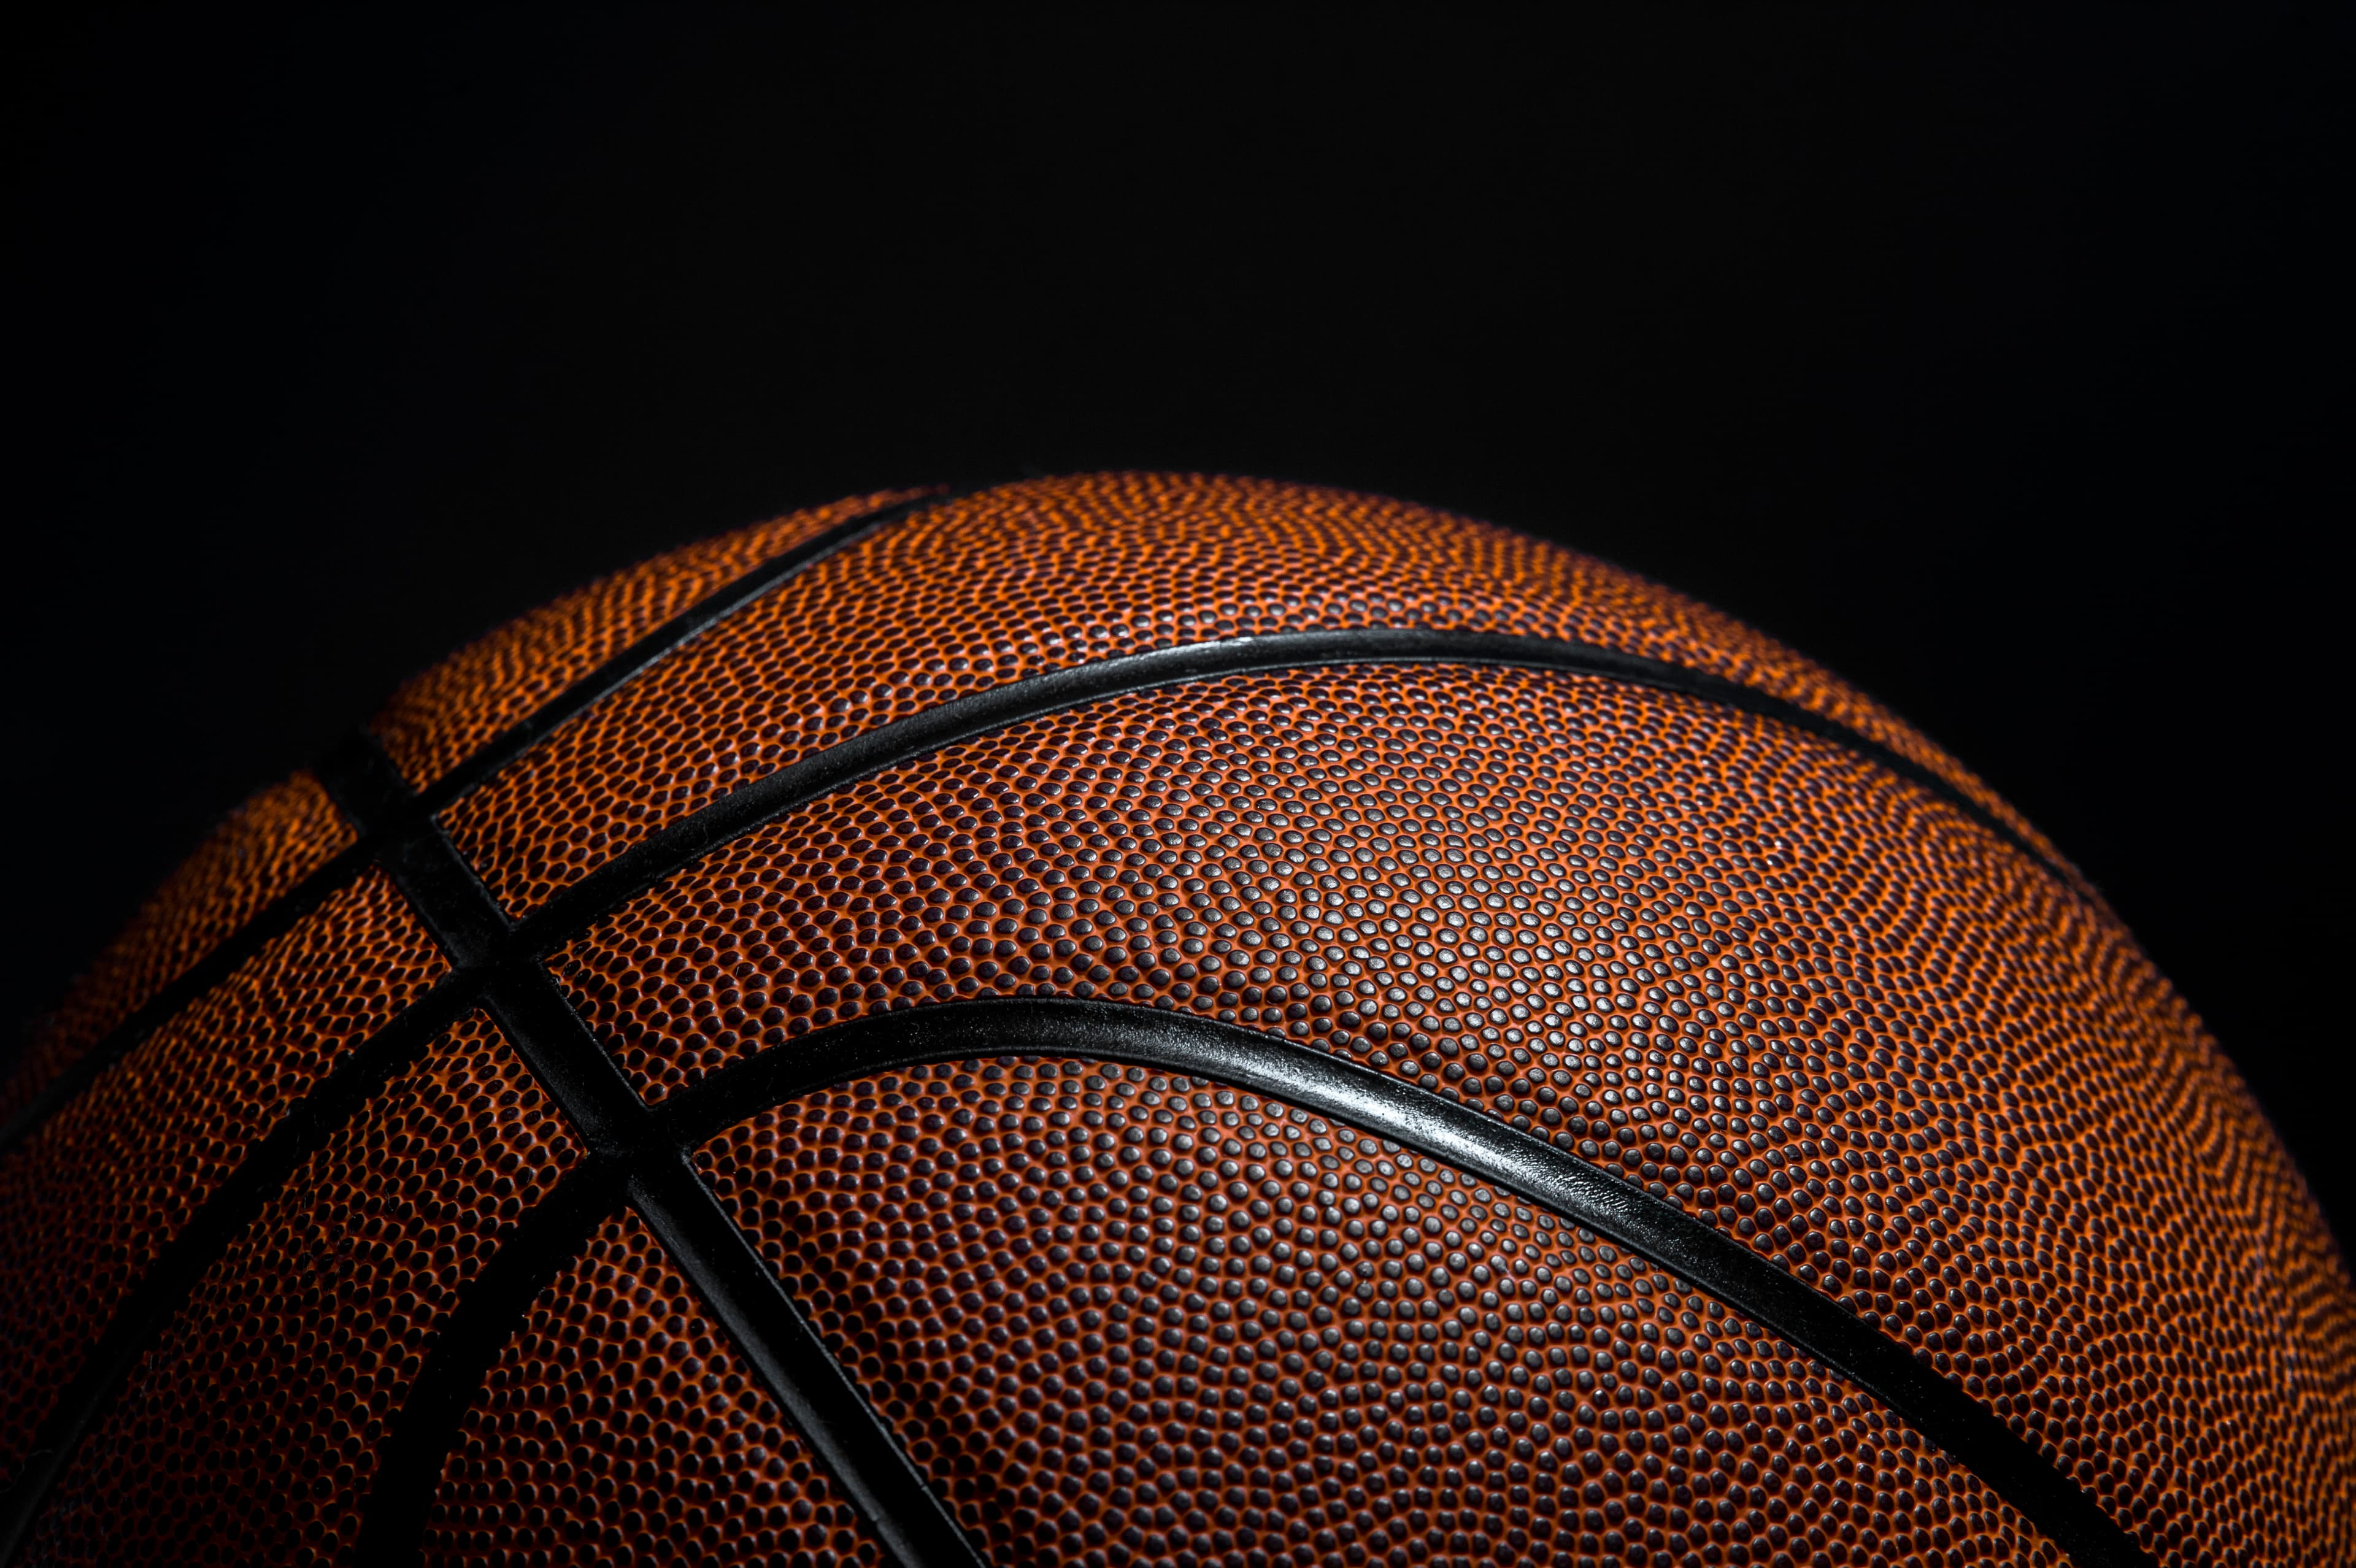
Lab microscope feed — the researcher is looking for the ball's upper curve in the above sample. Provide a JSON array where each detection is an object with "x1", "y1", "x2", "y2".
[{"x1": 1, "y1": 474, "x2": 2346, "y2": 1567}]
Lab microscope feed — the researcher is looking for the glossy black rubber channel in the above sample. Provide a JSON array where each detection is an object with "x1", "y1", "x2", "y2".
[
  {"x1": 325, "y1": 735, "x2": 985, "y2": 1568},
  {"x1": 0, "y1": 488, "x2": 939, "y2": 1166},
  {"x1": 0, "y1": 974, "x2": 480, "y2": 1564},
  {"x1": 517, "y1": 625, "x2": 2080, "y2": 960},
  {"x1": 0, "y1": 840, "x2": 372, "y2": 1161},
  {"x1": 653, "y1": 998, "x2": 2157, "y2": 1568},
  {"x1": 5, "y1": 625, "x2": 2096, "y2": 1563},
  {"x1": 404, "y1": 488, "x2": 947, "y2": 819},
  {"x1": 353, "y1": 1161, "x2": 625, "y2": 1566},
  {"x1": 353, "y1": 1145, "x2": 996, "y2": 1568}
]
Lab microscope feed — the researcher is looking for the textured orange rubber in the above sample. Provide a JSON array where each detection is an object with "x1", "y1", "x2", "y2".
[{"x1": 2, "y1": 475, "x2": 2343, "y2": 1567}]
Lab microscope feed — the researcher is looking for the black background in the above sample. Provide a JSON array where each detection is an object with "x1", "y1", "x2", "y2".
[{"x1": 7, "y1": 10, "x2": 2349, "y2": 1237}]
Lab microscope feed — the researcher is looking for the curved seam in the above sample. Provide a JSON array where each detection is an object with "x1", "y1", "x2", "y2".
[
  {"x1": 0, "y1": 839, "x2": 374, "y2": 1159},
  {"x1": 0, "y1": 974, "x2": 480, "y2": 1563},
  {"x1": 653, "y1": 997, "x2": 2152, "y2": 1568},
  {"x1": 1, "y1": 626, "x2": 2088, "y2": 1562},
  {"x1": 2, "y1": 621, "x2": 2093, "y2": 1562},
  {"x1": 0, "y1": 488, "x2": 944, "y2": 1164},
  {"x1": 4, "y1": 623, "x2": 2066, "y2": 1166},
  {"x1": 352, "y1": 1162, "x2": 627, "y2": 1566},
  {"x1": 0, "y1": 716, "x2": 984, "y2": 1568},
  {"x1": 327, "y1": 736, "x2": 984, "y2": 1568},
  {"x1": 518, "y1": 627, "x2": 2084, "y2": 958},
  {"x1": 4, "y1": 496, "x2": 2076, "y2": 1166},
  {"x1": 406, "y1": 488, "x2": 952, "y2": 816}
]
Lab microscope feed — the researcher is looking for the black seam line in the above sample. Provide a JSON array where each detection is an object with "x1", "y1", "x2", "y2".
[
  {"x1": 352, "y1": 1160, "x2": 626, "y2": 1567},
  {"x1": 0, "y1": 489, "x2": 946, "y2": 1166},
  {"x1": 357, "y1": 1149, "x2": 995, "y2": 1568},
  {"x1": 653, "y1": 998, "x2": 2154, "y2": 1568},
  {"x1": 0, "y1": 715, "x2": 510, "y2": 1558},
  {"x1": 0, "y1": 839, "x2": 371, "y2": 1161},
  {"x1": 0, "y1": 618, "x2": 2077, "y2": 1559},
  {"x1": 324, "y1": 734, "x2": 985, "y2": 1568},
  {"x1": 15, "y1": 617, "x2": 2004, "y2": 1155},
  {"x1": 628, "y1": 1154, "x2": 990, "y2": 1568},
  {"x1": 0, "y1": 974, "x2": 479, "y2": 1566},
  {"x1": 464, "y1": 980, "x2": 987, "y2": 1568},
  {"x1": 518, "y1": 627, "x2": 2079, "y2": 961},
  {"x1": 407, "y1": 488, "x2": 948, "y2": 818}
]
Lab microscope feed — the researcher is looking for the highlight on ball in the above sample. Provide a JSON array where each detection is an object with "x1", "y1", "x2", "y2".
[{"x1": 2, "y1": 474, "x2": 2344, "y2": 1567}]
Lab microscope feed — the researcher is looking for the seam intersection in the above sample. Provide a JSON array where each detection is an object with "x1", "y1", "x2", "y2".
[
  {"x1": 655, "y1": 998, "x2": 2157, "y2": 1568},
  {"x1": 0, "y1": 490, "x2": 939, "y2": 1166},
  {"x1": 333, "y1": 738, "x2": 985, "y2": 1568},
  {"x1": 0, "y1": 501, "x2": 2128, "y2": 1567}
]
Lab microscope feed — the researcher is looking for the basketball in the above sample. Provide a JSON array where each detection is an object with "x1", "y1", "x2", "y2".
[{"x1": 2, "y1": 474, "x2": 2347, "y2": 1567}]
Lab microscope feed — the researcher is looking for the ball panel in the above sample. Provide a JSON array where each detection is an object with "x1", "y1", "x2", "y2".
[
  {"x1": 367, "y1": 488, "x2": 928, "y2": 793},
  {"x1": 0, "y1": 867, "x2": 444, "y2": 1490},
  {"x1": 423, "y1": 1206, "x2": 887, "y2": 1568},
  {"x1": 550, "y1": 661, "x2": 2354, "y2": 1562},
  {"x1": 3, "y1": 769, "x2": 354, "y2": 1126},
  {"x1": 695, "y1": 1056, "x2": 2063, "y2": 1567},
  {"x1": 550, "y1": 665, "x2": 1931, "y2": 1107},
  {"x1": 445, "y1": 473, "x2": 2055, "y2": 921},
  {"x1": 3, "y1": 472, "x2": 2341, "y2": 1562},
  {"x1": 21, "y1": 1010, "x2": 580, "y2": 1566}
]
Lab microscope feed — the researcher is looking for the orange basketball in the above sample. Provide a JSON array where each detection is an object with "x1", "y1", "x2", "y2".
[{"x1": 1, "y1": 475, "x2": 2346, "y2": 1567}]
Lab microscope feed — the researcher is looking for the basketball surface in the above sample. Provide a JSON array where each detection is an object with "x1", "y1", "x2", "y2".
[{"x1": 1, "y1": 474, "x2": 2347, "y2": 1567}]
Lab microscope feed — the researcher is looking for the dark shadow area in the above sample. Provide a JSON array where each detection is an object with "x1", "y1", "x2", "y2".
[{"x1": 6, "y1": 9, "x2": 2347, "y2": 1234}]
